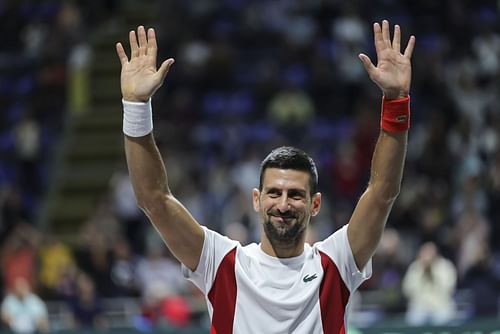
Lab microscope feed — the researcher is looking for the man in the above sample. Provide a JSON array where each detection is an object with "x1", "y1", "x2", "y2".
[
  {"x1": 403, "y1": 242, "x2": 457, "y2": 325},
  {"x1": 1, "y1": 277, "x2": 49, "y2": 334},
  {"x1": 115, "y1": 19, "x2": 415, "y2": 333}
]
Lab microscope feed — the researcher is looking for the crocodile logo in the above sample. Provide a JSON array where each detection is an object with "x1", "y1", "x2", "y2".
[{"x1": 303, "y1": 274, "x2": 318, "y2": 283}]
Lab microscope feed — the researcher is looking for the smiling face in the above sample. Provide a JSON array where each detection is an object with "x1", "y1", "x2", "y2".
[{"x1": 253, "y1": 168, "x2": 321, "y2": 254}]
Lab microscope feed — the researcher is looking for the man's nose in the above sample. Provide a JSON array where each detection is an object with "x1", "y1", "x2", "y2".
[{"x1": 276, "y1": 195, "x2": 290, "y2": 212}]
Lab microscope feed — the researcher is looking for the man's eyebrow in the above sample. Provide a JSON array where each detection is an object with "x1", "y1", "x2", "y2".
[
  {"x1": 264, "y1": 187, "x2": 307, "y2": 195},
  {"x1": 264, "y1": 187, "x2": 280, "y2": 192}
]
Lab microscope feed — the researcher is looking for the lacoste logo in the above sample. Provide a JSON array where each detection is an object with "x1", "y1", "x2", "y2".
[
  {"x1": 396, "y1": 115, "x2": 407, "y2": 122},
  {"x1": 303, "y1": 274, "x2": 318, "y2": 283}
]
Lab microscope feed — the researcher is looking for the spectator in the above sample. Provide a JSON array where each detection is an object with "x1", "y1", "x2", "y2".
[
  {"x1": 402, "y1": 242, "x2": 457, "y2": 326},
  {"x1": 0, "y1": 187, "x2": 28, "y2": 245},
  {"x1": 135, "y1": 237, "x2": 190, "y2": 301},
  {"x1": 1, "y1": 224, "x2": 40, "y2": 291},
  {"x1": 66, "y1": 272, "x2": 107, "y2": 330},
  {"x1": 451, "y1": 201, "x2": 490, "y2": 278},
  {"x1": 37, "y1": 235, "x2": 75, "y2": 299},
  {"x1": 139, "y1": 280, "x2": 192, "y2": 329},
  {"x1": 111, "y1": 170, "x2": 147, "y2": 255},
  {"x1": 461, "y1": 242, "x2": 499, "y2": 317},
  {"x1": 1, "y1": 276, "x2": 49, "y2": 334},
  {"x1": 267, "y1": 86, "x2": 315, "y2": 142},
  {"x1": 109, "y1": 238, "x2": 140, "y2": 297},
  {"x1": 369, "y1": 228, "x2": 407, "y2": 314},
  {"x1": 135, "y1": 235, "x2": 192, "y2": 328},
  {"x1": 13, "y1": 115, "x2": 41, "y2": 194},
  {"x1": 74, "y1": 221, "x2": 115, "y2": 298}
]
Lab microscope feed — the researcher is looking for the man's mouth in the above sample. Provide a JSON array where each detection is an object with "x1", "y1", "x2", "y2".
[{"x1": 269, "y1": 213, "x2": 296, "y2": 223}]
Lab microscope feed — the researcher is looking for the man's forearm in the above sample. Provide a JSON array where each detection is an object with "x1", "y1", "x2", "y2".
[
  {"x1": 346, "y1": 129, "x2": 407, "y2": 269},
  {"x1": 368, "y1": 130, "x2": 407, "y2": 201},
  {"x1": 124, "y1": 133, "x2": 170, "y2": 209}
]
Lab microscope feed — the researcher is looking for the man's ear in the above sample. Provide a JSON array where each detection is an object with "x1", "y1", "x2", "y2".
[
  {"x1": 252, "y1": 188, "x2": 260, "y2": 212},
  {"x1": 310, "y1": 192, "x2": 321, "y2": 217}
]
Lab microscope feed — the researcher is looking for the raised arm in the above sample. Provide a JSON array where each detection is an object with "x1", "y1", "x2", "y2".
[
  {"x1": 347, "y1": 20, "x2": 415, "y2": 269},
  {"x1": 116, "y1": 26, "x2": 204, "y2": 271}
]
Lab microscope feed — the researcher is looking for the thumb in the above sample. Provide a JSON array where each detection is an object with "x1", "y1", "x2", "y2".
[
  {"x1": 157, "y1": 58, "x2": 175, "y2": 84},
  {"x1": 358, "y1": 53, "x2": 376, "y2": 76}
]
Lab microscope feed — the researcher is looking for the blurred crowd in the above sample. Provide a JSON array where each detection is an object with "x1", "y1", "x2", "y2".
[{"x1": 1, "y1": 0, "x2": 499, "y2": 332}]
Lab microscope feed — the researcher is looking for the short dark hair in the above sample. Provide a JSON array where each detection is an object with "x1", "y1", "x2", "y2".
[{"x1": 259, "y1": 146, "x2": 318, "y2": 195}]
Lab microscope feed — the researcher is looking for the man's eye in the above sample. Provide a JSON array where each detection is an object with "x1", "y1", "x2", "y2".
[
  {"x1": 289, "y1": 192, "x2": 305, "y2": 200},
  {"x1": 291, "y1": 195, "x2": 304, "y2": 200},
  {"x1": 267, "y1": 190, "x2": 280, "y2": 198}
]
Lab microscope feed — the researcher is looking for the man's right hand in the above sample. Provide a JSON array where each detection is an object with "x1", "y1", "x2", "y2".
[{"x1": 116, "y1": 26, "x2": 174, "y2": 103}]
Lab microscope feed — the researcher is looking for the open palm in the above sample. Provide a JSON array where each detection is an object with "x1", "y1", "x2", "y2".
[
  {"x1": 359, "y1": 20, "x2": 415, "y2": 100},
  {"x1": 116, "y1": 26, "x2": 174, "y2": 102}
]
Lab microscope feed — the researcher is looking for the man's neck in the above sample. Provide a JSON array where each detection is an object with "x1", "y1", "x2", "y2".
[{"x1": 260, "y1": 235, "x2": 305, "y2": 258}]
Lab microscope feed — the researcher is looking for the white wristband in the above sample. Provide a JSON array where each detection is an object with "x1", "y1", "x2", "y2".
[{"x1": 122, "y1": 99, "x2": 153, "y2": 137}]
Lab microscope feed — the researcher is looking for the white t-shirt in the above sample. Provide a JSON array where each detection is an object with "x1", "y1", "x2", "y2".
[
  {"x1": 1, "y1": 293, "x2": 48, "y2": 334},
  {"x1": 183, "y1": 225, "x2": 371, "y2": 333}
]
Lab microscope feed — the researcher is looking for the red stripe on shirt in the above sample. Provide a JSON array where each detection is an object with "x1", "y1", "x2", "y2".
[
  {"x1": 208, "y1": 247, "x2": 237, "y2": 334},
  {"x1": 319, "y1": 251, "x2": 350, "y2": 334}
]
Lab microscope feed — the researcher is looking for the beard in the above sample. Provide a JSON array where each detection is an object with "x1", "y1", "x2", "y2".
[{"x1": 263, "y1": 212, "x2": 307, "y2": 247}]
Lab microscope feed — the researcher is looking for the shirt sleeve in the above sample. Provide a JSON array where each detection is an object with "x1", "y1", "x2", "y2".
[
  {"x1": 182, "y1": 226, "x2": 239, "y2": 294},
  {"x1": 1, "y1": 296, "x2": 12, "y2": 315},
  {"x1": 315, "y1": 224, "x2": 372, "y2": 292}
]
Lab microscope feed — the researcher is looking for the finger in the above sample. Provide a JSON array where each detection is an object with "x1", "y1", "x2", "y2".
[
  {"x1": 129, "y1": 30, "x2": 139, "y2": 58},
  {"x1": 381, "y1": 20, "x2": 391, "y2": 47},
  {"x1": 358, "y1": 53, "x2": 377, "y2": 76},
  {"x1": 147, "y1": 28, "x2": 157, "y2": 62},
  {"x1": 115, "y1": 42, "x2": 129, "y2": 66},
  {"x1": 156, "y1": 58, "x2": 175, "y2": 83},
  {"x1": 392, "y1": 24, "x2": 401, "y2": 53},
  {"x1": 373, "y1": 22, "x2": 385, "y2": 54},
  {"x1": 137, "y1": 26, "x2": 147, "y2": 55},
  {"x1": 404, "y1": 35, "x2": 416, "y2": 58}
]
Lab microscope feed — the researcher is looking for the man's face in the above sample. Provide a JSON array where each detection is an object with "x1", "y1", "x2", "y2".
[
  {"x1": 13, "y1": 277, "x2": 30, "y2": 299},
  {"x1": 253, "y1": 168, "x2": 321, "y2": 247}
]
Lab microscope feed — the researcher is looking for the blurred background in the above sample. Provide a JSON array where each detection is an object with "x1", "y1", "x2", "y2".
[{"x1": 0, "y1": 0, "x2": 499, "y2": 333}]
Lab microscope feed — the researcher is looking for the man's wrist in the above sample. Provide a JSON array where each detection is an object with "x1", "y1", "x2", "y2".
[
  {"x1": 122, "y1": 98, "x2": 153, "y2": 137},
  {"x1": 383, "y1": 90, "x2": 409, "y2": 100},
  {"x1": 122, "y1": 95, "x2": 150, "y2": 103},
  {"x1": 380, "y1": 96, "x2": 410, "y2": 132}
]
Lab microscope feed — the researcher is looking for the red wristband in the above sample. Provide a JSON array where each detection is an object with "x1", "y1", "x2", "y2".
[{"x1": 380, "y1": 96, "x2": 410, "y2": 132}]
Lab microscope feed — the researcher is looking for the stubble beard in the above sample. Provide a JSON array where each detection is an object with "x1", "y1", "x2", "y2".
[{"x1": 263, "y1": 215, "x2": 307, "y2": 248}]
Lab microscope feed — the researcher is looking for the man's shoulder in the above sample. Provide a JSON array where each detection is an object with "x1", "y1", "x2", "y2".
[{"x1": 312, "y1": 225, "x2": 348, "y2": 248}]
